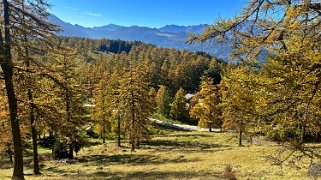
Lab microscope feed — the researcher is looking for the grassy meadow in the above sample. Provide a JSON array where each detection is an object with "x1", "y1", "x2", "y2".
[{"x1": 0, "y1": 130, "x2": 312, "y2": 179}]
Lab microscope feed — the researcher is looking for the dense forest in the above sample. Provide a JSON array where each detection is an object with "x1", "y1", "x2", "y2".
[
  {"x1": 1, "y1": 0, "x2": 321, "y2": 179},
  {"x1": 0, "y1": 1, "x2": 226, "y2": 177}
]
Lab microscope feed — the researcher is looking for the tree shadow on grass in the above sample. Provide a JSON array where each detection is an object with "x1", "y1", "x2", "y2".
[
  {"x1": 36, "y1": 155, "x2": 202, "y2": 179},
  {"x1": 78, "y1": 154, "x2": 198, "y2": 166},
  {"x1": 42, "y1": 170, "x2": 224, "y2": 180},
  {"x1": 0, "y1": 157, "x2": 36, "y2": 170},
  {"x1": 44, "y1": 166, "x2": 70, "y2": 174},
  {"x1": 0, "y1": 158, "x2": 13, "y2": 169},
  {"x1": 141, "y1": 139, "x2": 230, "y2": 152},
  {"x1": 87, "y1": 170, "x2": 224, "y2": 179},
  {"x1": 162, "y1": 133, "x2": 215, "y2": 138}
]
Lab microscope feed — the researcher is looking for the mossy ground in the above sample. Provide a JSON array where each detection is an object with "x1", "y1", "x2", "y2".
[{"x1": 0, "y1": 131, "x2": 312, "y2": 179}]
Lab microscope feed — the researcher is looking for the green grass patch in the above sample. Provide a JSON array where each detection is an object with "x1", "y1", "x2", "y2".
[{"x1": 0, "y1": 131, "x2": 313, "y2": 179}]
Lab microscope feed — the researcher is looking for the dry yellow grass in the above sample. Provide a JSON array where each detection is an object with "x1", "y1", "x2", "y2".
[{"x1": 0, "y1": 131, "x2": 312, "y2": 179}]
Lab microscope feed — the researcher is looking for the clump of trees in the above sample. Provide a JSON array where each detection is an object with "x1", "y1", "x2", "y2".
[{"x1": 191, "y1": 0, "x2": 321, "y2": 162}]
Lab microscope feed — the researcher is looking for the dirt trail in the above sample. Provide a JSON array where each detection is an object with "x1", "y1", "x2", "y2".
[{"x1": 149, "y1": 118, "x2": 221, "y2": 132}]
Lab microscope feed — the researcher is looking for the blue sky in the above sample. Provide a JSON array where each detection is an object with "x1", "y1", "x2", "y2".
[{"x1": 47, "y1": 0, "x2": 247, "y2": 28}]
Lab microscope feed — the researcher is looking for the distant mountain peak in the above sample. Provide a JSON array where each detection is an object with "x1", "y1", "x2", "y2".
[
  {"x1": 93, "y1": 24, "x2": 123, "y2": 31},
  {"x1": 47, "y1": 14, "x2": 230, "y2": 59}
]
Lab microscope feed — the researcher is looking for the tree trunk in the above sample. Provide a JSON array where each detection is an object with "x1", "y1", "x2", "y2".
[
  {"x1": 68, "y1": 143, "x2": 74, "y2": 159},
  {"x1": 130, "y1": 106, "x2": 135, "y2": 151},
  {"x1": 136, "y1": 137, "x2": 140, "y2": 149},
  {"x1": 130, "y1": 115, "x2": 135, "y2": 152},
  {"x1": 2, "y1": 0, "x2": 24, "y2": 179},
  {"x1": 117, "y1": 112, "x2": 121, "y2": 147},
  {"x1": 209, "y1": 111, "x2": 212, "y2": 132},
  {"x1": 102, "y1": 129, "x2": 106, "y2": 144},
  {"x1": 130, "y1": 135, "x2": 135, "y2": 151},
  {"x1": 24, "y1": 39, "x2": 40, "y2": 175},
  {"x1": 101, "y1": 88, "x2": 106, "y2": 144},
  {"x1": 2, "y1": 31, "x2": 25, "y2": 180},
  {"x1": 20, "y1": 0, "x2": 40, "y2": 174},
  {"x1": 30, "y1": 108, "x2": 40, "y2": 174},
  {"x1": 238, "y1": 130, "x2": 243, "y2": 147},
  {"x1": 29, "y1": 102, "x2": 40, "y2": 174},
  {"x1": 130, "y1": 71, "x2": 136, "y2": 152},
  {"x1": 63, "y1": 53, "x2": 74, "y2": 160},
  {"x1": 51, "y1": 134, "x2": 58, "y2": 159}
]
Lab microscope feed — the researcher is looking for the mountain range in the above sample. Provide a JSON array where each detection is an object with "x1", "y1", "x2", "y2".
[{"x1": 48, "y1": 15, "x2": 230, "y2": 59}]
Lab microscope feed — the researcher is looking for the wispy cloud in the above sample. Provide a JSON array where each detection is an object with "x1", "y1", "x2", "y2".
[
  {"x1": 62, "y1": 6, "x2": 79, "y2": 11},
  {"x1": 85, "y1": 12, "x2": 102, "y2": 17}
]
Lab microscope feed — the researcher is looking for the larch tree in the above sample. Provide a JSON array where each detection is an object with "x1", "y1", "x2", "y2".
[
  {"x1": 190, "y1": 0, "x2": 321, "y2": 155},
  {"x1": 92, "y1": 73, "x2": 110, "y2": 143},
  {"x1": 258, "y1": 40, "x2": 321, "y2": 158},
  {"x1": 189, "y1": 0, "x2": 321, "y2": 62},
  {"x1": 0, "y1": 0, "x2": 57, "y2": 178},
  {"x1": 190, "y1": 77, "x2": 221, "y2": 132},
  {"x1": 156, "y1": 85, "x2": 171, "y2": 116},
  {"x1": 119, "y1": 63, "x2": 153, "y2": 151},
  {"x1": 170, "y1": 87, "x2": 188, "y2": 121},
  {"x1": 47, "y1": 45, "x2": 87, "y2": 159},
  {"x1": 12, "y1": 0, "x2": 57, "y2": 174},
  {"x1": 220, "y1": 68, "x2": 260, "y2": 146},
  {"x1": 108, "y1": 71, "x2": 123, "y2": 147},
  {"x1": 149, "y1": 87, "x2": 157, "y2": 114},
  {"x1": 0, "y1": 1, "x2": 25, "y2": 178}
]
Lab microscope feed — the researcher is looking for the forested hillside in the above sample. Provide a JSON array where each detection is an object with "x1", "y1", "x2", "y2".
[
  {"x1": 1, "y1": 0, "x2": 321, "y2": 179},
  {"x1": 0, "y1": 7, "x2": 225, "y2": 177}
]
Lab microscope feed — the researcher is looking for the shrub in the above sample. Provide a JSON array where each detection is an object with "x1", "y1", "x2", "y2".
[
  {"x1": 86, "y1": 126, "x2": 100, "y2": 138},
  {"x1": 224, "y1": 165, "x2": 237, "y2": 180},
  {"x1": 39, "y1": 136, "x2": 56, "y2": 149},
  {"x1": 52, "y1": 141, "x2": 69, "y2": 160},
  {"x1": 265, "y1": 128, "x2": 295, "y2": 142},
  {"x1": 266, "y1": 128, "x2": 321, "y2": 143},
  {"x1": 74, "y1": 137, "x2": 87, "y2": 156}
]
